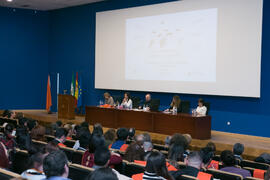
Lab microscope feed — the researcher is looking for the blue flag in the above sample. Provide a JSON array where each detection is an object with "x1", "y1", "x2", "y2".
[{"x1": 77, "y1": 75, "x2": 82, "y2": 107}]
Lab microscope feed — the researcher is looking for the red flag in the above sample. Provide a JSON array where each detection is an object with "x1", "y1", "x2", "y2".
[{"x1": 46, "y1": 75, "x2": 52, "y2": 112}]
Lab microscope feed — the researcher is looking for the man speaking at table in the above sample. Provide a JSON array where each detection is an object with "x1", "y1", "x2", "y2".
[{"x1": 141, "y1": 93, "x2": 160, "y2": 111}]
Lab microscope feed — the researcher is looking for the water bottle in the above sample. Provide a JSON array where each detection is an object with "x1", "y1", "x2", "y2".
[{"x1": 172, "y1": 106, "x2": 177, "y2": 115}]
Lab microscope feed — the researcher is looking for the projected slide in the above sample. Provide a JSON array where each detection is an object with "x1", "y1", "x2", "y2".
[{"x1": 125, "y1": 8, "x2": 218, "y2": 82}]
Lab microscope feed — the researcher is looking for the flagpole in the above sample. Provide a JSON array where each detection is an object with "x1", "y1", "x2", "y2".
[{"x1": 57, "y1": 73, "x2": 59, "y2": 113}]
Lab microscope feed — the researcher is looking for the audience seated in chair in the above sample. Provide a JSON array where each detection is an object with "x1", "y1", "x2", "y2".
[
  {"x1": 104, "y1": 128, "x2": 116, "y2": 148},
  {"x1": 81, "y1": 134, "x2": 122, "y2": 168},
  {"x1": 0, "y1": 123, "x2": 16, "y2": 150},
  {"x1": 93, "y1": 147, "x2": 131, "y2": 180},
  {"x1": 233, "y1": 143, "x2": 244, "y2": 162},
  {"x1": 110, "y1": 128, "x2": 129, "y2": 152},
  {"x1": 51, "y1": 128, "x2": 68, "y2": 148},
  {"x1": 43, "y1": 150, "x2": 70, "y2": 180},
  {"x1": 132, "y1": 151, "x2": 174, "y2": 180},
  {"x1": 171, "y1": 151, "x2": 213, "y2": 180},
  {"x1": 219, "y1": 150, "x2": 251, "y2": 178},
  {"x1": 21, "y1": 152, "x2": 47, "y2": 180}
]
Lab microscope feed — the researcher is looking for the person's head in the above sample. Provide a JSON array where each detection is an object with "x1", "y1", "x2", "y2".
[
  {"x1": 171, "y1": 95, "x2": 181, "y2": 108},
  {"x1": 3, "y1": 110, "x2": 15, "y2": 118},
  {"x1": 81, "y1": 122, "x2": 90, "y2": 131},
  {"x1": 220, "y1": 150, "x2": 236, "y2": 167},
  {"x1": 93, "y1": 123, "x2": 103, "y2": 136},
  {"x1": 55, "y1": 128, "x2": 68, "y2": 143},
  {"x1": 28, "y1": 152, "x2": 48, "y2": 172},
  {"x1": 16, "y1": 130, "x2": 32, "y2": 151},
  {"x1": 94, "y1": 147, "x2": 111, "y2": 167},
  {"x1": 15, "y1": 112, "x2": 24, "y2": 120},
  {"x1": 170, "y1": 133, "x2": 188, "y2": 150},
  {"x1": 200, "y1": 147, "x2": 214, "y2": 168},
  {"x1": 45, "y1": 141, "x2": 59, "y2": 153},
  {"x1": 43, "y1": 150, "x2": 69, "y2": 178},
  {"x1": 79, "y1": 129, "x2": 91, "y2": 149},
  {"x1": 4, "y1": 123, "x2": 14, "y2": 137},
  {"x1": 198, "y1": 98, "x2": 204, "y2": 107},
  {"x1": 143, "y1": 141, "x2": 153, "y2": 152},
  {"x1": 88, "y1": 134, "x2": 105, "y2": 153},
  {"x1": 104, "y1": 129, "x2": 116, "y2": 142},
  {"x1": 168, "y1": 144, "x2": 184, "y2": 163},
  {"x1": 135, "y1": 134, "x2": 144, "y2": 145},
  {"x1": 206, "y1": 142, "x2": 216, "y2": 153},
  {"x1": 143, "y1": 133, "x2": 152, "y2": 142},
  {"x1": 64, "y1": 124, "x2": 73, "y2": 137},
  {"x1": 145, "y1": 94, "x2": 151, "y2": 102},
  {"x1": 104, "y1": 92, "x2": 111, "y2": 100},
  {"x1": 183, "y1": 134, "x2": 192, "y2": 146},
  {"x1": 116, "y1": 128, "x2": 129, "y2": 141},
  {"x1": 18, "y1": 117, "x2": 28, "y2": 128},
  {"x1": 124, "y1": 92, "x2": 131, "y2": 100},
  {"x1": 88, "y1": 167, "x2": 118, "y2": 180},
  {"x1": 233, "y1": 143, "x2": 244, "y2": 156},
  {"x1": 185, "y1": 151, "x2": 203, "y2": 170},
  {"x1": 124, "y1": 142, "x2": 145, "y2": 162},
  {"x1": 146, "y1": 151, "x2": 173, "y2": 180},
  {"x1": 56, "y1": 121, "x2": 63, "y2": 127},
  {"x1": 27, "y1": 119, "x2": 37, "y2": 131}
]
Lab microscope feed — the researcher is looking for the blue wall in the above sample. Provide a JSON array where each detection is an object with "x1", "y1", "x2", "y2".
[
  {"x1": 1, "y1": 0, "x2": 270, "y2": 137},
  {"x1": 0, "y1": 7, "x2": 49, "y2": 110},
  {"x1": 48, "y1": 0, "x2": 270, "y2": 137}
]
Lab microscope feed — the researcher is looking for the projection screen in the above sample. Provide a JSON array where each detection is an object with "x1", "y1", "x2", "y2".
[{"x1": 95, "y1": 0, "x2": 263, "y2": 97}]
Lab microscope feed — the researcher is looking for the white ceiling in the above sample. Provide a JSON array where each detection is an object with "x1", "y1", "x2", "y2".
[{"x1": 0, "y1": 0, "x2": 106, "y2": 11}]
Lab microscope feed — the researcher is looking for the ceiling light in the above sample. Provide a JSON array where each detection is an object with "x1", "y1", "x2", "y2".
[{"x1": 7, "y1": 0, "x2": 13, "y2": 2}]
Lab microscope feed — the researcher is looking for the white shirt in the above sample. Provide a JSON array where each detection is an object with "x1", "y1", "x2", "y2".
[
  {"x1": 121, "y1": 99, "x2": 133, "y2": 109},
  {"x1": 196, "y1": 106, "x2": 207, "y2": 116},
  {"x1": 21, "y1": 169, "x2": 46, "y2": 180}
]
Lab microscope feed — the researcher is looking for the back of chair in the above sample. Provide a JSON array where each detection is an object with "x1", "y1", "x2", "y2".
[
  {"x1": 64, "y1": 140, "x2": 76, "y2": 148},
  {"x1": 206, "y1": 168, "x2": 243, "y2": 180},
  {"x1": 153, "y1": 144, "x2": 169, "y2": 151},
  {"x1": 60, "y1": 146, "x2": 75, "y2": 162},
  {"x1": 131, "y1": 96, "x2": 141, "y2": 108},
  {"x1": 45, "y1": 135, "x2": 55, "y2": 142},
  {"x1": 240, "y1": 160, "x2": 270, "y2": 170},
  {"x1": 68, "y1": 164, "x2": 93, "y2": 180},
  {"x1": 203, "y1": 102, "x2": 210, "y2": 115},
  {"x1": 243, "y1": 177, "x2": 263, "y2": 180},
  {"x1": 0, "y1": 168, "x2": 21, "y2": 180},
  {"x1": 72, "y1": 150, "x2": 84, "y2": 164},
  {"x1": 180, "y1": 175, "x2": 199, "y2": 180},
  {"x1": 181, "y1": 101, "x2": 190, "y2": 113},
  {"x1": 122, "y1": 161, "x2": 145, "y2": 177}
]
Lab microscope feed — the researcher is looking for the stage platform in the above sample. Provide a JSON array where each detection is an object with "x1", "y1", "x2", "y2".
[{"x1": 15, "y1": 109, "x2": 270, "y2": 160}]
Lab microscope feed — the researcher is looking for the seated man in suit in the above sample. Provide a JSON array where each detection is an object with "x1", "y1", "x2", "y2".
[{"x1": 141, "y1": 94, "x2": 159, "y2": 111}]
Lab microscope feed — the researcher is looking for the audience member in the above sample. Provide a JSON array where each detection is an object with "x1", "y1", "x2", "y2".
[
  {"x1": 104, "y1": 128, "x2": 116, "y2": 147},
  {"x1": 88, "y1": 167, "x2": 118, "y2": 180},
  {"x1": 92, "y1": 123, "x2": 103, "y2": 136},
  {"x1": 128, "y1": 128, "x2": 136, "y2": 141},
  {"x1": 219, "y1": 150, "x2": 251, "y2": 178},
  {"x1": 52, "y1": 128, "x2": 68, "y2": 147},
  {"x1": 21, "y1": 152, "x2": 47, "y2": 180},
  {"x1": 132, "y1": 151, "x2": 174, "y2": 180},
  {"x1": 45, "y1": 141, "x2": 59, "y2": 153},
  {"x1": 143, "y1": 133, "x2": 152, "y2": 143},
  {"x1": 171, "y1": 151, "x2": 213, "y2": 180},
  {"x1": 63, "y1": 124, "x2": 73, "y2": 140},
  {"x1": 74, "y1": 128, "x2": 91, "y2": 151},
  {"x1": 16, "y1": 129, "x2": 33, "y2": 152},
  {"x1": 165, "y1": 136, "x2": 172, "y2": 147},
  {"x1": 233, "y1": 143, "x2": 244, "y2": 162},
  {"x1": 168, "y1": 144, "x2": 184, "y2": 168},
  {"x1": 0, "y1": 123, "x2": 16, "y2": 150},
  {"x1": 31, "y1": 124, "x2": 46, "y2": 141},
  {"x1": 199, "y1": 147, "x2": 215, "y2": 169},
  {"x1": 124, "y1": 142, "x2": 145, "y2": 162},
  {"x1": 206, "y1": 142, "x2": 216, "y2": 154},
  {"x1": 111, "y1": 128, "x2": 129, "y2": 151},
  {"x1": 93, "y1": 147, "x2": 130, "y2": 179},
  {"x1": 2, "y1": 109, "x2": 15, "y2": 119},
  {"x1": 43, "y1": 150, "x2": 69, "y2": 180}
]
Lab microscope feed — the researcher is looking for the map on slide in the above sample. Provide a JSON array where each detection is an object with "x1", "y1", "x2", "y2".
[{"x1": 125, "y1": 8, "x2": 218, "y2": 82}]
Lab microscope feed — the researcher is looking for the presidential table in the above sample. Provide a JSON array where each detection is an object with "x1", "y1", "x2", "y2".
[{"x1": 85, "y1": 106, "x2": 211, "y2": 140}]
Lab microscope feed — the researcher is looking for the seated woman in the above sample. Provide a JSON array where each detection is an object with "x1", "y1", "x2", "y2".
[
  {"x1": 132, "y1": 151, "x2": 174, "y2": 180},
  {"x1": 104, "y1": 92, "x2": 114, "y2": 106},
  {"x1": 121, "y1": 92, "x2": 133, "y2": 109},
  {"x1": 220, "y1": 150, "x2": 251, "y2": 178},
  {"x1": 195, "y1": 98, "x2": 207, "y2": 116},
  {"x1": 21, "y1": 152, "x2": 47, "y2": 180},
  {"x1": 124, "y1": 141, "x2": 145, "y2": 162},
  {"x1": 0, "y1": 123, "x2": 16, "y2": 150},
  {"x1": 166, "y1": 95, "x2": 182, "y2": 113},
  {"x1": 81, "y1": 134, "x2": 122, "y2": 168}
]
